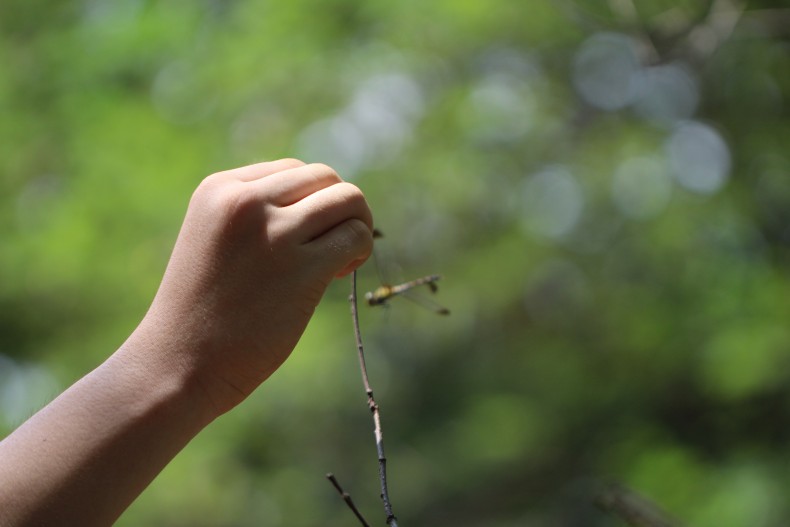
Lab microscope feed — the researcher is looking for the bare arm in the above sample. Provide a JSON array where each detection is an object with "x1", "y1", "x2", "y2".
[{"x1": 0, "y1": 159, "x2": 374, "y2": 526}]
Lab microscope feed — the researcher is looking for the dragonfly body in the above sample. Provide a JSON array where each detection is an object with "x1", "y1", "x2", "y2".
[{"x1": 364, "y1": 274, "x2": 449, "y2": 315}]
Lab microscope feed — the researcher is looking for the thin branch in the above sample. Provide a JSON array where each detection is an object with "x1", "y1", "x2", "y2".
[
  {"x1": 595, "y1": 482, "x2": 683, "y2": 527},
  {"x1": 326, "y1": 473, "x2": 371, "y2": 527},
  {"x1": 350, "y1": 269, "x2": 399, "y2": 527}
]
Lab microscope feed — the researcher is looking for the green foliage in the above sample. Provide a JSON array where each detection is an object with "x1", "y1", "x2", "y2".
[{"x1": 1, "y1": 1, "x2": 789, "y2": 525}]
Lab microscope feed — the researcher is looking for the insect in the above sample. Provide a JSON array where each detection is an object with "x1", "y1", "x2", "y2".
[
  {"x1": 364, "y1": 274, "x2": 450, "y2": 315},
  {"x1": 364, "y1": 229, "x2": 450, "y2": 315}
]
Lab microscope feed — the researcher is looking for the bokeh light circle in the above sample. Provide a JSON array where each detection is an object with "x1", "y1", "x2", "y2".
[{"x1": 667, "y1": 121, "x2": 731, "y2": 195}]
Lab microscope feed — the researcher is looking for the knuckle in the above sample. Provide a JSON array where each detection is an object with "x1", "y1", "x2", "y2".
[
  {"x1": 277, "y1": 157, "x2": 306, "y2": 167},
  {"x1": 337, "y1": 181, "x2": 364, "y2": 201},
  {"x1": 308, "y1": 162, "x2": 341, "y2": 181},
  {"x1": 191, "y1": 174, "x2": 222, "y2": 206},
  {"x1": 192, "y1": 175, "x2": 245, "y2": 218},
  {"x1": 196, "y1": 171, "x2": 227, "y2": 192},
  {"x1": 337, "y1": 183, "x2": 372, "y2": 226}
]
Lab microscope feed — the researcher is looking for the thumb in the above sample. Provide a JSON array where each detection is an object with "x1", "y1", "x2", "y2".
[{"x1": 306, "y1": 218, "x2": 374, "y2": 280}]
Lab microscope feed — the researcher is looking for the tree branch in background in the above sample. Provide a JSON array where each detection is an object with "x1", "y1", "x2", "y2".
[
  {"x1": 595, "y1": 482, "x2": 683, "y2": 527},
  {"x1": 326, "y1": 473, "x2": 371, "y2": 527}
]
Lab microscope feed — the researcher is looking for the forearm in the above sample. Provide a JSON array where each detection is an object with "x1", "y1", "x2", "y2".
[{"x1": 0, "y1": 329, "x2": 216, "y2": 527}]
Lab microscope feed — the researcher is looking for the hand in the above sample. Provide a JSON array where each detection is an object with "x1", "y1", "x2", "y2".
[{"x1": 131, "y1": 159, "x2": 374, "y2": 416}]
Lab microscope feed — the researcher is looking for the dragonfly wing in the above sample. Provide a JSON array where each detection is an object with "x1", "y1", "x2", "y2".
[
  {"x1": 398, "y1": 289, "x2": 450, "y2": 315},
  {"x1": 371, "y1": 229, "x2": 399, "y2": 290}
]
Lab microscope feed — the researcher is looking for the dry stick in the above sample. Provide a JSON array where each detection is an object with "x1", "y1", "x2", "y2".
[
  {"x1": 326, "y1": 473, "x2": 371, "y2": 527},
  {"x1": 350, "y1": 270, "x2": 400, "y2": 527},
  {"x1": 595, "y1": 482, "x2": 682, "y2": 527}
]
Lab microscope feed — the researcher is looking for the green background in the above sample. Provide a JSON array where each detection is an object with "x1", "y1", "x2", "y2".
[{"x1": 1, "y1": 1, "x2": 789, "y2": 525}]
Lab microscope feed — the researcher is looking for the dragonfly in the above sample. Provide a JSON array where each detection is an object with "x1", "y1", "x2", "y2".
[
  {"x1": 364, "y1": 274, "x2": 449, "y2": 315},
  {"x1": 363, "y1": 229, "x2": 450, "y2": 316}
]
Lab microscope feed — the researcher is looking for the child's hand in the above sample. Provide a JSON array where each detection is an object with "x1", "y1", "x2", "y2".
[{"x1": 132, "y1": 159, "x2": 373, "y2": 416}]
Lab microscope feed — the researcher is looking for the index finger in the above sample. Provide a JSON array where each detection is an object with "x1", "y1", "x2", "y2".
[{"x1": 285, "y1": 181, "x2": 374, "y2": 243}]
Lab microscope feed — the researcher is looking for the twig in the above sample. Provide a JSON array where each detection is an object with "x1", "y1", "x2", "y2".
[
  {"x1": 326, "y1": 473, "x2": 371, "y2": 527},
  {"x1": 350, "y1": 269, "x2": 399, "y2": 527},
  {"x1": 595, "y1": 482, "x2": 682, "y2": 527}
]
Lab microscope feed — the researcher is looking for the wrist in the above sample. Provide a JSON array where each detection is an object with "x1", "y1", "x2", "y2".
[{"x1": 115, "y1": 321, "x2": 223, "y2": 429}]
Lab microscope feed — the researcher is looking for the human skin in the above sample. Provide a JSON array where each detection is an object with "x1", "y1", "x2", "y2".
[{"x1": 0, "y1": 159, "x2": 374, "y2": 526}]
